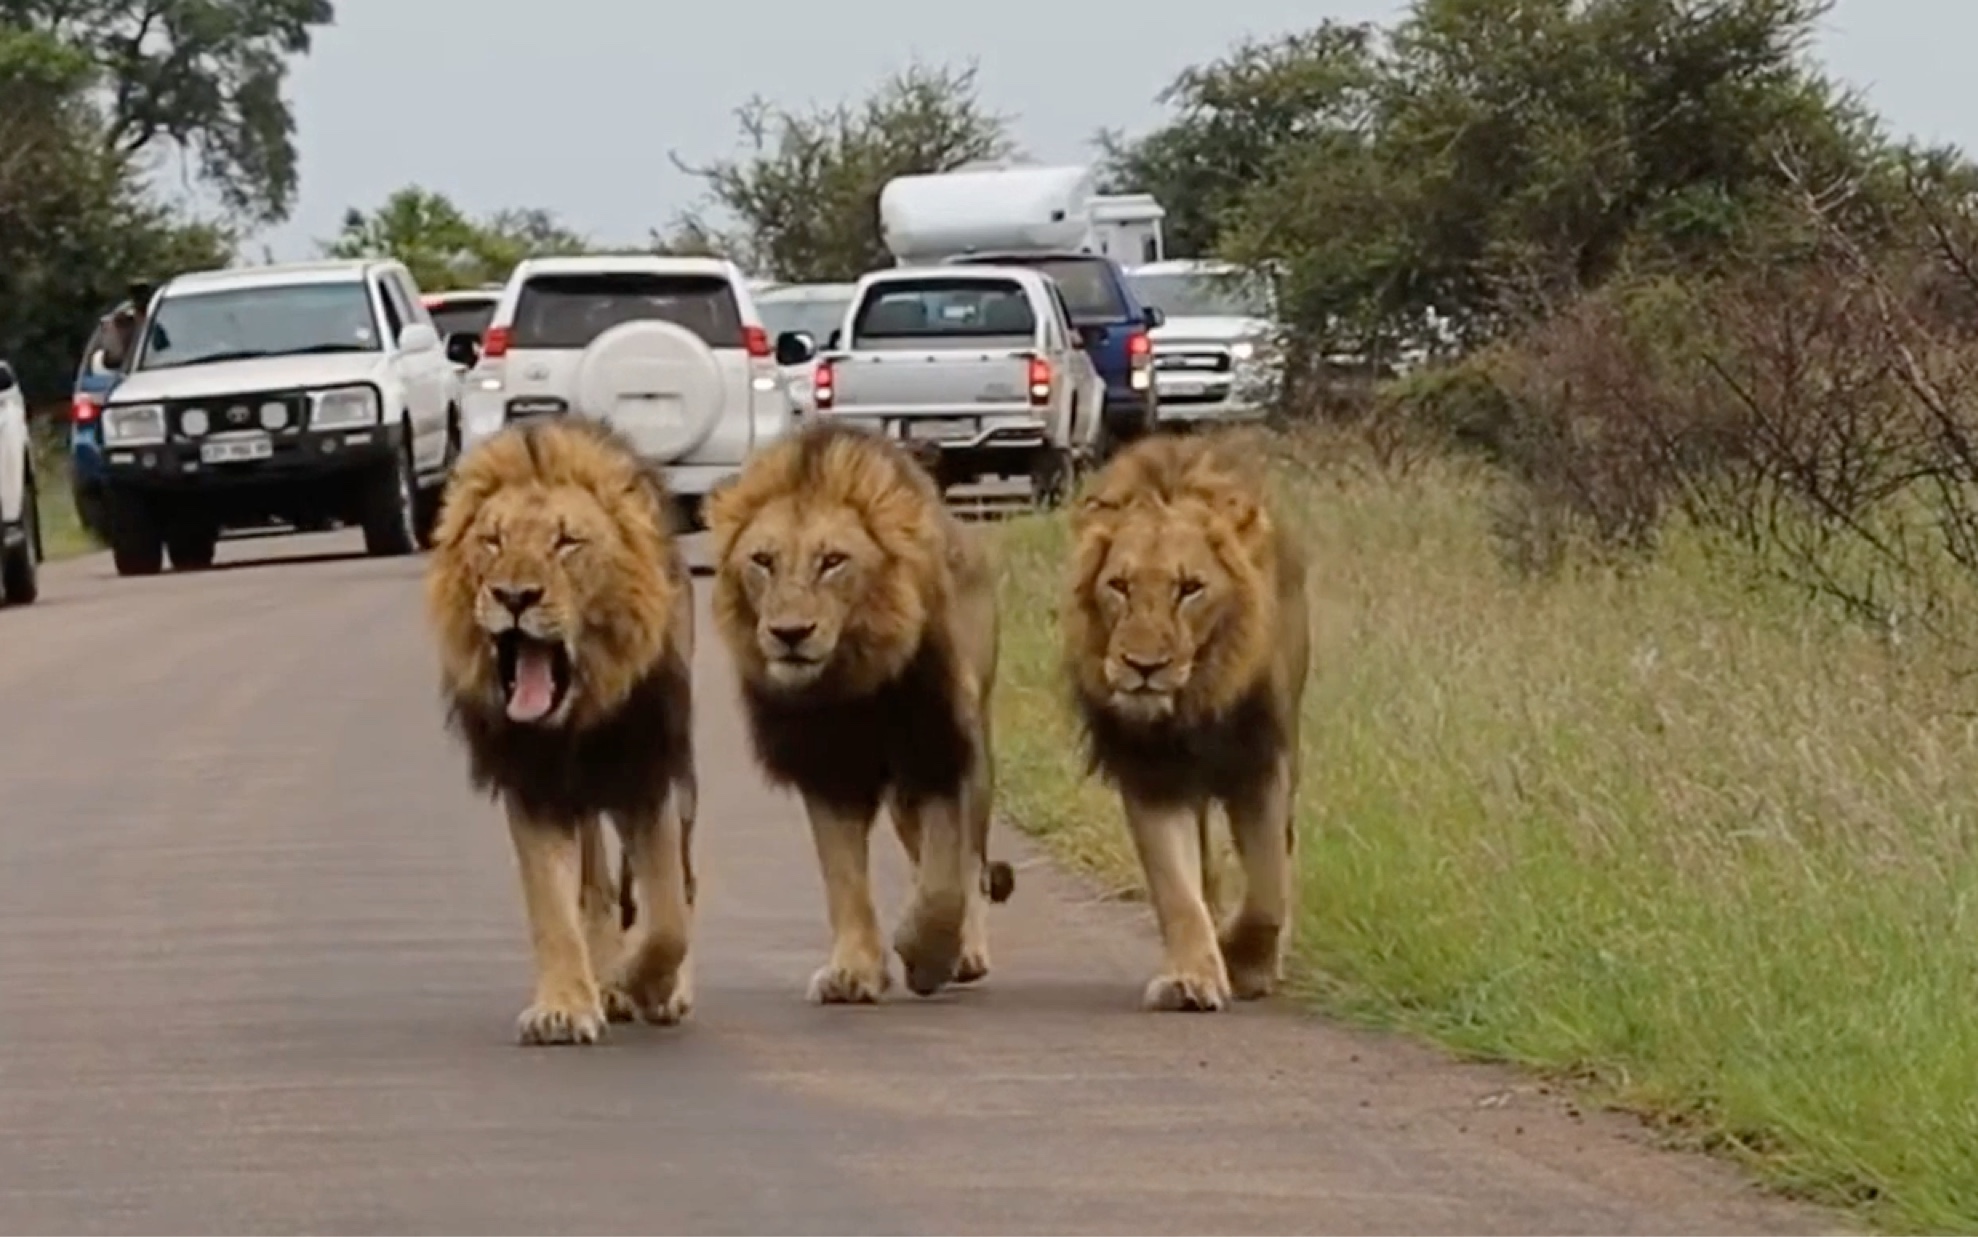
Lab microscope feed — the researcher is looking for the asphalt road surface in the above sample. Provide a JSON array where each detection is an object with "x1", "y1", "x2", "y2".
[{"x1": 0, "y1": 533, "x2": 1845, "y2": 1236}]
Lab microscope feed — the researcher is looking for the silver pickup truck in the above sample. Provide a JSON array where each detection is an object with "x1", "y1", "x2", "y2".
[{"x1": 774, "y1": 265, "x2": 1104, "y2": 506}]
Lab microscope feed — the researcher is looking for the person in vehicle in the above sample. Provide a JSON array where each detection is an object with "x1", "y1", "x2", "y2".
[{"x1": 95, "y1": 281, "x2": 157, "y2": 371}]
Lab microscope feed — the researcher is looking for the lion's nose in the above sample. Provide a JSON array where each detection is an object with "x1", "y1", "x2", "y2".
[
  {"x1": 490, "y1": 585, "x2": 543, "y2": 617},
  {"x1": 768, "y1": 621, "x2": 817, "y2": 651},
  {"x1": 1121, "y1": 652, "x2": 1171, "y2": 680}
]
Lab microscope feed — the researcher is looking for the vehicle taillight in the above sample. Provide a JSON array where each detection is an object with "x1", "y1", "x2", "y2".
[
  {"x1": 1028, "y1": 355, "x2": 1052, "y2": 406},
  {"x1": 813, "y1": 359, "x2": 835, "y2": 410},
  {"x1": 71, "y1": 393, "x2": 100, "y2": 423},
  {"x1": 1127, "y1": 330, "x2": 1152, "y2": 364},
  {"x1": 482, "y1": 326, "x2": 511, "y2": 359},
  {"x1": 743, "y1": 325, "x2": 771, "y2": 359}
]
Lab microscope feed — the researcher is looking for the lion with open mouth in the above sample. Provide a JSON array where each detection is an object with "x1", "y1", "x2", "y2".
[{"x1": 426, "y1": 417, "x2": 697, "y2": 1045}]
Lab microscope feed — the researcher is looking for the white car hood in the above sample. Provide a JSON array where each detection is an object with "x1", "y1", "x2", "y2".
[
  {"x1": 1151, "y1": 315, "x2": 1275, "y2": 345},
  {"x1": 108, "y1": 353, "x2": 390, "y2": 404}
]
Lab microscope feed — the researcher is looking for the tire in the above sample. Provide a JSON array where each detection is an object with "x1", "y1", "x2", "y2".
[
  {"x1": 361, "y1": 434, "x2": 418, "y2": 557},
  {"x1": 1029, "y1": 446, "x2": 1076, "y2": 510},
  {"x1": 106, "y1": 489, "x2": 165, "y2": 577},
  {"x1": 2, "y1": 473, "x2": 41, "y2": 605},
  {"x1": 411, "y1": 412, "x2": 459, "y2": 551},
  {"x1": 165, "y1": 520, "x2": 218, "y2": 571}
]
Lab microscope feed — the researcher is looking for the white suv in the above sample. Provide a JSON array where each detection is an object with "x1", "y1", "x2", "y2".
[
  {"x1": 0, "y1": 359, "x2": 39, "y2": 605},
  {"x1": 456, "y1": 255, "x2": 797, "y2": 528}
]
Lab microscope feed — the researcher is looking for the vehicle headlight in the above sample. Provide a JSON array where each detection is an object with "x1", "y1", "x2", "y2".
[
  {"x1": 1230, "y1": 340, "x2": 1256, "y2": 361},
  {"x1": 101, "y1": 403, "x2": 166, "y2": 446},
  {"x1": 310, "y1": 385, "x2": 380, "y2": 430},
  {"x1": 180, "y1": 408, "x2": 209, "y2": 436}
]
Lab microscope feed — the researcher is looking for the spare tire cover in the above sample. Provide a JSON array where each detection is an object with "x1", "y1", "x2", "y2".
[{"x1": 573, "y1": 320, "x2": 726, "y2": 461}]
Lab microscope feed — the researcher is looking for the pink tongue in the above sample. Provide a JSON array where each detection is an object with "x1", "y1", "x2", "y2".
[{"x1": 506, "y1": 646, "x2": 558, "y2": 722}]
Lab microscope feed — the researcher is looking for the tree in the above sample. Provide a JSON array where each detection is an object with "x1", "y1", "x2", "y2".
[
  {"x1": 321, "y1": 186, "x2": 589, "y2": 289},
  {"x1": 672, "y1": 59, "x2": 1018, "y2": 281},
  {"x1": 0, "y1": 22, "x2": 233, "y2": 395},
  {"x1": 3, "y1": 0, "x2": 337, "y2": 224}
]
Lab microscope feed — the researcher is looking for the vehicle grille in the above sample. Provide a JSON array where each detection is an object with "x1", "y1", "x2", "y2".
[
  {"x1": 1153, "y1": 348, "x2": 1233, "y2": 373},
  {"x1": 165, "y1": 392, "x2": 310, "y2": 440}
]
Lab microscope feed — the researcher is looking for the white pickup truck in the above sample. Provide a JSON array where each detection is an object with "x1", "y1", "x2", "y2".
[{"x1": 786, "y1": 265, "x2": 1103, "y2": 505}]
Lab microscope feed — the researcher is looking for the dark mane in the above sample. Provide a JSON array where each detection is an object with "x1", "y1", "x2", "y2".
[
  {"x1": 445, "y1": 646, "x2": 693, "y2": 824},
  {"x1": 738, "y1": 637, "x2": 973, "y2": 818},
  {"x1": 1072, "y1": 680, "x2": 1284, "y2": 808}
]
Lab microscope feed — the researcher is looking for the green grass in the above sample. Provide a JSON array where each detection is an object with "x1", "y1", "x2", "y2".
[
  {"x1": 987, "y1": 430, "x2": 1978, "y2": 1235},
  {"x1": 30, "y1": 423, "x2": 99, "y2": 561}
]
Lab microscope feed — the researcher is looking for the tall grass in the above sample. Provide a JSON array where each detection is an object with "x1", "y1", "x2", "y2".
[{"x1": 989, "y1": 432, "x2": 1978, "y2": 1234}]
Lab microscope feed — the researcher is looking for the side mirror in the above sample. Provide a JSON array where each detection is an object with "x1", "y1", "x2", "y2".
[
  {"x1": 1076, "y1": 325, "x2": 1107, "y2": 351},
  {"x1": 774, "y1": 330, "x2": 816, "y2": 366},
  {"x1": 1142, "y1": 306, "x2": 1165, "y2": 328},
  {"x1": 444, "y1": 331, "x2": 482, "y2": 368},
  {"x1": 398, "y1": 322, "x2": 440, "y2": 353}
]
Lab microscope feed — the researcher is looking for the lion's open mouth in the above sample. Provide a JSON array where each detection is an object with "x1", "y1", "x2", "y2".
[{"x1": 494, "y1": 631, "x2": 573, "y2": 724}]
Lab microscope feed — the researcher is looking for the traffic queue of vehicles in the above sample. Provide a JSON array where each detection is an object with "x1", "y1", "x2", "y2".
[{"x1": 8, "y1": 163, "x2": 1287, "y2": 596}]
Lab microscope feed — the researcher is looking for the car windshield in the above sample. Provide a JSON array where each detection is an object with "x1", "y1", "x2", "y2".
[
  {"x1": 135, "y1": 281, "x2": 381, "y2": 371},
  {"x1": 757, "y1": 294, "x2": 852, "y2": 343},
  {"x1": 510, "y1": 272, "x2": 744, "y2": 349},
  {"x1": 427, "y1": 299, "x2": 497, "y2": 340},
  {"x1": 1129, "y1": 270, "x2": 1275, "y2": 320},
  {"x1": 852, "y1": 277, "x2": 1037, "y2": 345},
  {"x1": 971, "y1": 256, "x2": 1124, "y2": 324}
]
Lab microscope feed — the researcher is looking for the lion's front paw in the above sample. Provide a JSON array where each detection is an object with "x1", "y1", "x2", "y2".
[
  {"x1": 953, "y1": 947, "x2": 991, "y2": 985},
  {"x1": 516, "y1": 997, "x2": 607, "y2": 1045},
  {"x1": 628, "y1": 966, "x2": 695, "y2": 1026},
  {"x1": 807, "y1": 955, "x2": 891, "y2": 1005},
  {"x1": 1142, "y1": 960, "x2": 1232, "y2": 1013},
  {"x1": 952, "y1": 895, "x2": 991, "y2": 985},
  {"x1": 893, "y1": 902, "x2": 965, "y2": 997},
  {"x1": 1219, "y1": 914, "x2": 1285, "y2": 1001}
]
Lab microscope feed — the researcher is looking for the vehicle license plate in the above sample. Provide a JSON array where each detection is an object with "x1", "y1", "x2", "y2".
[
  {"x1": 200, "y1": 435, "x2": 272, "y2": 464},
  {"x1": 1162, "y1": 379, "x2": 1207, "y2": 398},
  {"x1": 905, "y1": 418, "x2": 974, "y2": 441}
]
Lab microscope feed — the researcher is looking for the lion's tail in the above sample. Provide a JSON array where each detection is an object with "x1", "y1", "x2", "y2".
[{"x1": 984, "y1": 859, "x2": 1016, "y2": 904}]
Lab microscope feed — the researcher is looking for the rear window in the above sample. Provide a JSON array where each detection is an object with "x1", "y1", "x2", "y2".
[
  {"x1": 427, "y1": 299, "x2": 496, "y2": 340},
  {"x1": 852, "y1": 277, "x2": 1037, "y2": 343},
  {"x1": 510, "y1": 273, "x2": 744, "y2": 350},
  {"x1": 969, "y1": 256, "x2": 1125, "y2": 324}
]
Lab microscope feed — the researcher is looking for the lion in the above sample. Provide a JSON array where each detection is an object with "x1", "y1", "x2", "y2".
[
  {"x1": 707, "y1": 420, "x2": 1016, "y2": 1004},
  {"x1": 425, "y1": 417, "x2": 698, "y2": 1046},
  {"x1": 1063, "y1": 431, "x2": 1310, "y2": 1012}
]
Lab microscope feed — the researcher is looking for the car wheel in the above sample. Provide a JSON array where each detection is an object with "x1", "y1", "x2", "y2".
[
  {"x1": 165, "y1": 520, "x2": 219, "y2": 571},
  {"x1": 106, "y1": 490, "x2": 165, "y2": 576},
  {"x1": 2, "y1": 473, "x2": 41, "y2": 604},
  {"x1": 1029, "y1": 447, "x2": 1077, "y2": 511},
  {"x1": 361, "y1": 435, "x2": 418, "y2": 557}
]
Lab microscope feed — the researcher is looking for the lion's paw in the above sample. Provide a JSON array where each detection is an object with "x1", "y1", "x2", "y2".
[
  {"x1": 600, "y1": 983, "x2": 639, "y2": 1023},
  {"x1": 1142, "y1": 965, "x2": 1232, "y2": 1013},
  {"x1": 953, "y1": 947, "x2": 991, "y2": 986},
  {"x1": 1220, "y1": 915, "x2": 1285, "y2": 1001},
  {"x1": 630, "y1": 971, "x2": 695, "y2": 1026},
  {"x1": 893, "y1": 906, "x2": 965, "y2": 997},
  {"x1": 516, "y1": 998, "x2": 607, "y2": 1045},
  {"x1": 807, "y1": 957, "x2": 891, "y2": 1005}
]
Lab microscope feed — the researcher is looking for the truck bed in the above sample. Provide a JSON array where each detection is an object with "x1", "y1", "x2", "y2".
[{"x1": 823, "y1": 344, "x2": 1051, "y2": 446}]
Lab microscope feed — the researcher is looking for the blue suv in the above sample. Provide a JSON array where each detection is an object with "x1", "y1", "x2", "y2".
[
  {"x1": 67, "y1": 302, "x2": 129, "y2": 540},
  {"x1": 946, "y1": 250, "x2": 1162, "y2": 456}
]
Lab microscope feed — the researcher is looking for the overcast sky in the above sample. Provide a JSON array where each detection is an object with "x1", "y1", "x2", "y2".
[{"x1": 230, "y1": 0, "x2": 1963, "y2": 262}]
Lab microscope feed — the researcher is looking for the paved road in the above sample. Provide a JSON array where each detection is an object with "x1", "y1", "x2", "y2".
[{"x1": 0, "y1": 534, "x2": 1842, "y2": 1235}]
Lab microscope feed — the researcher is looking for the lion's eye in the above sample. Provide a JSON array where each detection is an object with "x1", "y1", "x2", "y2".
[
  {"x1": 480, "y1": 532, "x2": 502, "y2": 552},
  {"x1": 1106, "y1": 576, "x2": 1130, "y2": 596},
  {"x1": 554, "y1": 531, "x2": 586, "y2": 554},
  {"x1": 749, "y1": 550, "x2": 774, "y2": 570},
  {"x1": 1177, "y1": 577, "x2": 1205, "y2": 599},
  {"x1": 818, "y1": 551, "x2": 847, "y2": 574}
]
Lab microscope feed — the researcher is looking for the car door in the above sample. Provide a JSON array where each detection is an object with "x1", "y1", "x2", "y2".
[
  {"x1": 373, "y1": 271, "x2": 446, "y2": 470},
  {"x1": 0, "y1": 362, "x2": 25, "y2": 525}
]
